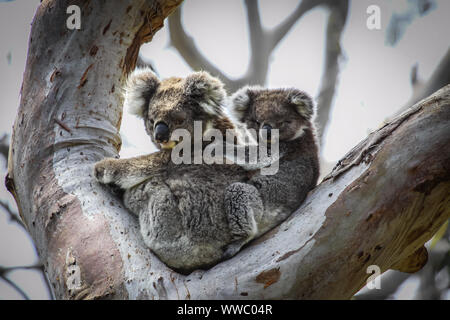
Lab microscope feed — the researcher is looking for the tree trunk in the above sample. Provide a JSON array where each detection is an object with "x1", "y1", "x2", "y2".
[{"x1": 6, "y1": 0, "x2": 450, "y2": 299}]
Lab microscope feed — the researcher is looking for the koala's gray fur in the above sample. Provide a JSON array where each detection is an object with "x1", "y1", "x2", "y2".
[
  {"x1": 226, "y1": 86, "x2": 320, "y2": 236},
  {"x1": 94, "y1": 69, "x2": 319, "y2": 273},
  {"x1": 94, "y1": 69, "x2": 266, "y2": 273}
]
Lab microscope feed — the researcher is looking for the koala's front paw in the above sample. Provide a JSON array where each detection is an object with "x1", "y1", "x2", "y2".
[{"x1": 94, "y1": 159, "x2": 116, "y2": 185}]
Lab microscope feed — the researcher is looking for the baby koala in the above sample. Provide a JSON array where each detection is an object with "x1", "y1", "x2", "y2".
[{"x1": 226, "y1": 86, "x2": 320, "y2": 238}]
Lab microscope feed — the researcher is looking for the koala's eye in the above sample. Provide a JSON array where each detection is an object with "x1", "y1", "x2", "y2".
[
  {"x1": 149, "y1": 118, "x2": 155, "y2": 125},
  {"x1": 174, "y1": 118, "x2": 184, "y2": 125},
  {"x1": 172, "y1": 111, "x2": 186, "y2": 125}
]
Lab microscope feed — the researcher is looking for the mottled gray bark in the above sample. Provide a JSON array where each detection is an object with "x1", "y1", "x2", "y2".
[{"x1": 6, "y1": 0, "x2": 450, "y2": 300}]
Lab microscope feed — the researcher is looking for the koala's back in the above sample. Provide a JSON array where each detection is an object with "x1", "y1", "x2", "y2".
[
  {"x1": 124, "y1": 162, "x2": 247, "y2": 273},
  {"x1": 250, "y1": 131, "x2": 320, "y2": 234}
]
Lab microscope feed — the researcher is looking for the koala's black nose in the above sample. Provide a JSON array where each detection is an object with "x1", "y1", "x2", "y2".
[
  {"x1": 261, "y1": 124, "x2": 272, "y2": 141},
  {"x1": 154, "y1": 122, "x2": 170, "y2": 143}
]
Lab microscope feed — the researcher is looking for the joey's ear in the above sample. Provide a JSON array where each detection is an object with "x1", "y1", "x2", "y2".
[
  {"x1": 287, "y1": 89, "x2": 315, "y2": 120},
  {"x1": 124, "y1": 68, "x2": 160, "y2": 119},
  {"x1": 228, "y1": 86, "x2": 262, "y2": 122},
  {"x1": 185, "y1": 71, "x2": 226, "y2": 115}
]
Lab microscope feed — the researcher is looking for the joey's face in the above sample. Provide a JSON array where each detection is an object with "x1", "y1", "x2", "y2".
[{"x1": 242, "y1": 90, "x2": 312, "y2": 142}]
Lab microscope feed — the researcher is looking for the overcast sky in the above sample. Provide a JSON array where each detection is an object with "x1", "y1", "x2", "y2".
[{"x1": 0, "y1": 0, "x2": 449, "y2": 299}]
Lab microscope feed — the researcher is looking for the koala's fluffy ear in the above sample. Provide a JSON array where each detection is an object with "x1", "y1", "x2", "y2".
[
  {"x1": 228, "y1": 86, "x2": 263, "y2": 122},
  {"x1": 124, "y1": 68, "x2": 160, "y2": 119},
  {"x1": 185, "y1": 71, "x2": 226, "y2": 116},
  {"x1": 287, "y1": 89, "x2": 315, "y2": 120}
]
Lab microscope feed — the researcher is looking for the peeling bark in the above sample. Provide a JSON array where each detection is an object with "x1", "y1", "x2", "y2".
[
  {"x1": 6, "y1": 0, "x2": 450, "y2": 300},
  {"x1": 7, "y1": 0, "x2": 183, "y2": 300}
]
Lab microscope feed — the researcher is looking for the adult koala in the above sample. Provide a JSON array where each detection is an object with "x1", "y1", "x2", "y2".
[{"x1": 94, "y1": 69, "x2": 265, "y2": 274}]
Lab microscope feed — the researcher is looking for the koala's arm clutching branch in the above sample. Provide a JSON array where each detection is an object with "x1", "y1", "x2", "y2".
[
  {"x1": 224, "y1": 141, "x2": 286, "y2": 171},
  {"x1": 203, "y1": 138, "x2": 285, "y2": 171},
  {"x1": 94, "y1": 150, "x2": 171, "y2": 189}
]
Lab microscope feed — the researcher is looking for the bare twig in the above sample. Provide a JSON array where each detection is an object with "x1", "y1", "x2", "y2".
[
  {"x1": 0, "y1": 199, "x2": 25, "y2": 229},
  {"x1": 0, "y1": 200, "x2": 55, "y2": 299},
  {"x1": 0, "y1": 263, "x2": 44, "y2": 274},
  {"x1": 1, "y1": 134, "x2": 33, "y2": 300},
  {"x1": 386, "y1": 0, "x2": 436, "y2": 46},
  {"x1": 0, "y1": 161, "x2": 53, "y2": 298},
  {"x1": 0, "y1": 273, "x2": 30, "y2": 300},
  {"x1": 268, "y1": 0, "x2": 328, "y2": 50},
  {"x1": 241, "y1": 0, "x2": 268, "y2": 88},
  {"x1": 315, "y1": 0, "x2": 349, "y2": 146},
  {"x1": 167, "y1": 0, "x2": 341, "y2": 93},
  {"x1": 412, "y1": 49, "x2": 450, "y2": 105},
  {"x1": 0, "y1": 134, "x2": 8, "y2": 161},
  {"x1": 391, "y1": 48, "x2": 450, "y2": 120},
  {"x1": 167, "y1": 1, "x2": 349, "y2": 145},
  {"x1": 245, "y1": 0, "x2": 263, "y2": 46},
  {"x1": 0, "y1": 263, "x2": 45, "y2": 300},
  {"x1": 168, "y1": 8, "x2": 234, "y2": 90}
]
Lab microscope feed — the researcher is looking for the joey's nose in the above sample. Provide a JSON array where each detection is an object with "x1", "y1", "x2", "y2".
[
  {"x1": 261, "y1": 124, "x2": 272, "y2": 141},
  {"x1": 154, "y1": 122, "x2": 170, "y2": 143}
]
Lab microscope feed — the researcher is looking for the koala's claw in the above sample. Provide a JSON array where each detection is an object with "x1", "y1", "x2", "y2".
[
  {"x1": 94, "y1": 163, "x2": 108, "y2": 184},
  {"x1": 107, "y1": 182, "x2": 125, "y2": 198},
  {"x1": 94, "y1": 160, "x2": 115, "y2": 185},
  {"x1": 94, "y1": 165, "x2": 104, "y2": 181},
  {"x1": 222, "y1": 240, "x2": 246, "y2": 260}
]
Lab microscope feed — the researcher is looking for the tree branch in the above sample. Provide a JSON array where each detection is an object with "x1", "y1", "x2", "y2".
[
  {"x1": 168, "y1": 4, "x2": 265, "y2": 92},
  {"x1": 240, "y1": 0, "x2": 267, "y2": 86},
  {"x1": 7, "y1": 0, "x2": 183, "y2": 300},
  {"x1": 415, "y1": 48, "x2": 450, "y2": 102},
  {"x1": 268, "y1": 0, "x2": 328, "y2": 50},
  {"x1": 167, "y1": 1, "x2": 335, "y2": 93},
  {"x1": 244, "y1": 0, "x2": 263, "y2": 48},
  {"x1": 0, "y1": 199, "x2": 25, "y2": 229},
  {"x1": 0, "y1": 273, "x2": 29, "y2": 300},
  {"x1": 314, "y1": 0, "x2": 349, "y2": 145},
  {"x1": 0, "y1": 263, "x2": 45, "y2": 300},
  {"x1": 7, "y1": 0, "x2": 450, "y2": 299},
  {"x1": 0, "y1": 134, "x2": 8, "y2": 162},
  {"x1": 398, "y1": 48, "x2": 450, "y2": 117},
  {"x1": 167, "y1": 0, "x2": 349, "y2": 145},
  {"x1": 167, "y1": 7, "x2": 234, "y2": 90}
]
